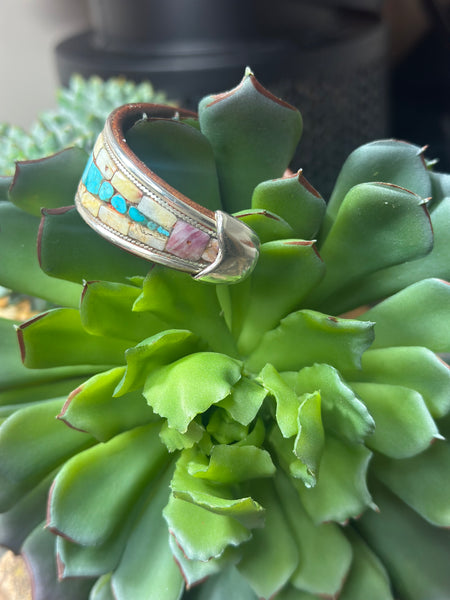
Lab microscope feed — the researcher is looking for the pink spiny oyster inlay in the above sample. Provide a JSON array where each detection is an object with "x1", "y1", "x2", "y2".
[{"x1": 166, "y1": 220, "x2": 211, "y2": 260}]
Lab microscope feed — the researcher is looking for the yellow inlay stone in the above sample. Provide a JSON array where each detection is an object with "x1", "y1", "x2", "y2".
[
  {"x1": 80, "y1": 189, "x2": 102, "y2": 217},
  {"x1": 201, "y1": 238, "x2": 219, "y2": 263},
  {"x1": 129, "y1": 222, "x2": 167, "y2": 251},
  {"x1": 138, "y1": 196, "x2": 177, "y2": 230},
  {"x1": 98, "y1": 205, "x2": 130, "y2": 235},
  {"x1": 96, "y1": 148, "x2": 118, "y2": 180},
  {"x1": 111, "y1": 171, "x2": 143, "y2": 203},
  {"x1": 93, "y1": 133, "x2": 104, "y2": 158}
]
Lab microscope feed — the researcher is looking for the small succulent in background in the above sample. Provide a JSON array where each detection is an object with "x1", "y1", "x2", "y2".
[
  {"x1": 0, "y1": 74, "x2": 170, "y2": 176},
  {"x1": 0, "y1": 70, "x2": 449, "y2": 600}
]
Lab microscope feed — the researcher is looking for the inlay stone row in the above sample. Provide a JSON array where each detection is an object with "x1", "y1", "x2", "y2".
[{"x1": 78, "y1": 133, "x2": 219, "y2": 263}]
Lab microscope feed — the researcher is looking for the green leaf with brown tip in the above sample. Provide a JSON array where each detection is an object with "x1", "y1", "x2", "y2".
[
  {"x1": 235, "y1": 209, "x2": 294, "y2": 243},
  {"x1": 47, "y1": 422, "x2": 168, "y2": 546},
  {"x1": 246, "y1": 310, "x2": 374, "y2": 374},
  {"x1": 18, "y1": 308, "x2": 130, "y2": 368},
  {"x1": 126, "y1": 118, "x2": 221, "y2": 211},
  {"x1": 373, "y1": 439, "x2": 450, "y2": 526},
  {"x1": 8, "y1": 147, "x2": 88, "y2": 216},
  {"x1": 199, "y1": 71, "x2": 303, "y2": 213},
  {"x1": 322, "y1": 140, "x2": 431, "y2": 238},
  {"x1": 252, "y1": 171, "x2": 326, "y2": 239},
  {"x1": 143, "y1": 352, "x2": 242, "y2": 433},
  {"x1": 0, "y1": 203, "x2": 81, "y2": 306},
  {"x1": 359, "y1": 278, "x2": 450, "y2": 352}
]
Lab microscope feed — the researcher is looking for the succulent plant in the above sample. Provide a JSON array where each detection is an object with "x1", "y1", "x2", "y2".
[
  {"x1": 0, "y1": 74, "x2": 170, "y2": 176},
  {"x1": 0, "y1": 70, "x2": 450, "y2": 600}
]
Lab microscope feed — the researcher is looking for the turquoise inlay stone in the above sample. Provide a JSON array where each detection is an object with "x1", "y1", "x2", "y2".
[
  {"x1": 157, "y1": 225, "x2": 170, "y2": 237},
  {"x1": 81, "y1": 154, "x2": 94, "y2": 184},
  {"x1": 128, "y1": 206, "x2": 146, "y2": 223},
  {"x1": 111, "y1": 194, "x2": 127, "y2": 214},
  {"x1": 84, "y1": 161, "x2": 103, "y2": 195},
  {"x1": 147, "y1": 221, "x2": 158, "y2": 231},
  {"x1": 99, "y1": 180, "x2": 114, "y2": 201}
]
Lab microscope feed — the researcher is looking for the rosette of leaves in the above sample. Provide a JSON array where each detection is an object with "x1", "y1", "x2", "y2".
[
  {"x1": 0, "y1": 70, "x2": 450, "y2": 600},
  {"x1": 0, "y1": 74, "x2": 170, "y2": 176}
]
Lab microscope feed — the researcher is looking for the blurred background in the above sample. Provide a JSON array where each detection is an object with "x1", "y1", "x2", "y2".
[{"x1": 0, "y1": 0, "x2": 449, "y2": 194}]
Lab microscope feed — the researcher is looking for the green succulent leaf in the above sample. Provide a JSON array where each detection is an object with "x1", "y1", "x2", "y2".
[
  {"x1": 373, "y1": 439, "x2": 450, "y2": 527},
  {"x1": 8, "y1": 148, "x2": 88, "y2": 216},
  {"x1": 340, "y1": 530, "x2": 394, "y2": 600},
  {"x1": 293, "y1": 391, "x2": 325, "y2": 486},
  {"x1": 115, "y1": 329, "x2": 202, "y2": 396},
  {"x1": 185, "y1": 566, "x2": 258, "y2": 600},
  {"x1": 246, "y1": 310, "x2": 375, "y2": 374},
  {"x1": 143, "y1": 352, "x2": 242, "y2": 432},
  {"x1": 308, "y1": 182, "x2": 433, "y2": 310},
  {"x1": 126, "y1": 118, "x2": 221, "y2": 211},
  {"x1": 216, "y1": 376, "x2": 267, "y2": 426},
  {"x1": 0, "y1": 398, "x2": 94, "y2": 511},
  {"x1": 160, "y1": 419, "x2": 206, "y2": 453},
  {"x1": 80, "y1": 280, "x2": 167, "y2": 343},
  {"x1": 359, "y1": 278, "x2": 450, "y2": 352},
  {"x1": 22, "y1": 523, "x2": 94, "y2": 600},
  {"x1": 357, "y1": 481, "x2": 450, "y2": 600},
  {"x1": 260, "y1": 363, "x2": 300, "y2": 438},
  {"x1": 252, "y1": 171, "x2": 326, "y2": 239},
  {"x1": 198, "y1": 69, "x2": 303, "y2": 213},
  {"x1": 111, "y1": 467, "x2": 184, "y2": 600},
  {"x1": 349, "y1": 346, "x2": 450, "y2": 418},
  {"x1": 47, "y1": 422, "x2": 169, "y2": 546},
  {"x1": 58, "y1": 366, "x2": 158, "y2": 442},
  {"x1": 0, "y1": 175, "x2": 12, "y2": 200},
  {"x1": 275, "y1": 471, "x2": 353, "y2": 597},
  {"x1": 293, "y1": 435, "x2": 374, "y2": 524},
  {"x1": 0, "y1": 203, "x2": 81, "y2": 306},
  {"x1": 38, "y1": 206, "x2": 151, "y2": 285},
  {"x1": 322, "y1": 140, "x2": 432, "y2": 238},
  {"x1": 17, "y1": 308, "x2": 130, "y2": 368},
  {"x1": 237, "y1": 479, "x2": 299, "y2": 599},
  {"x1": 89, "y1": 575, "x2": 115, "y2": 600},
  {"x1": 235, "y1": 209, "x2": 295, "y2": 243}
]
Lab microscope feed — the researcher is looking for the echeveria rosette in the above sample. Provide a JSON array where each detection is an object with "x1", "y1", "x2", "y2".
[{"x1": 0, "y1": 70, "x2": 450, "y2": 600}]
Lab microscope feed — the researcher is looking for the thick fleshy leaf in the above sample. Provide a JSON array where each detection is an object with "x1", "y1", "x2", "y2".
[
  {"x1": 58, "y1": 367, "x2": 157, "y2": 442},
  {"x1": 295, "y1": 363, "x2": 374, "y2": 444},
  {"x1": 22, "y1": 523, "x2": 94, "y2": 600},
  {"x1": 236, "y1": 239, "x2": 326, "y2": 355},
  {"x1": 235, "y1": 209, "x2": 294, "y2": 243},
  {"x1": 126, "y1": 117, "x2": 221, "y2": 210},
  {"x1": 0, "y1": 203, "x2": 81, "y2": 306},
  {"x1": 237, "y1": 480, "x2": 298, "y2": 599},
  {"x1": 275, "y1": 587, "x2": 319, "y2": 600},
  {"x1": 159, "y1": 420, "x2": 206, "y2": 453},
  {"x1": 89, "y1": 575, "x2": 115, "y2": 600},
  {"x1": 188, "y1": 444, "x2": 275, "y2": 484},
  {"x1": 0, "y1": 175, "x2": 12, "y2": 200},
  {"x1": 115, "y1": 329, "x2": 202, "y2": 396},
  {"x1": 246, "y1": 310, "x2": 374, "y2": 374},
  {"x1": 307, "y1": 182, "x2": 433, "y2": 310},
  {"x1": 331, "y1": 195, "x2": 450, "y2": 313},
  {"x1": 260, "y1": 363, "x2": 300, "y2": 438},
  {"x1": 47, "y1": 422, "x2": 169, "y2": 546},
  {"x1": 0, "y1": 398, "x2": 93, "y2": 511},
  {"x1": 340, "y1": 530, "x2": 394, "y2": 600},
  {"x1": 163, "y1": 495, "x2": 251, "y2": 562},
  {"x1": 143, "y1": 352, "x2": 242, "y2": 433},
  {"x1": 207, "y1": 408, "x2": 248, "y2": 445},
  {"x1": 9, "y1": 148, "x2": 88, "y2": 216},
  {"x1": 0, "y1": 473, "x2": 52, "y2": 552},
  {"x1": 293, "y1": 435, "x2": 374, "y2": 524},
  {"x1": 171, "y1": 449, "x2": 265, "y2": 529},
  {"x1": 359, "y1": 278, "x2": 450, "y2": 352},
  {"x1": 134, "y1": 267, "x2": 238, "y2": 356},
  {"x1": 350, "y1": 383, "x2": 439, "y2": 458},
  {"x1": 184, "y1": 566, "x2": 257, "y2": 600},
  {"x1": 217, "y1": 376, "x2": 267, "y2": 426},
  {"x1": 349, "y1": 346, "x2": 450, "y2": 418},
  {"x1": 18, "y1": 308, "x2": 130, "y2": 368},
  {"x1": 199, "y1": 70, "x2": 303, "y2": 213},
  {"x1": 321, "y1": 140, "x2": 431, "y2": 238},
  {"x1": 275, "y1": 471, "x2": 353, "y2": 597},
  {"x1": 111, "y1": 467, "x2": 184, "y2": 600},
  {"x1": 38, "y1": 206, "x2": 150, "y2": 285},
  {"x1": 80, "y1": 280, "x2": 167, "y2": 343},
  {"x1": 356, "y1": 481, "x2": 450, "y2": 600},
  {"x1": 252, "y1": 170, "x2": 326, "y2": 239},
  {"x1": 293, "y1": 391, "x2": 325, "y2": 487},
  {"x1": 373, "y1": 438, "x2": 450, "y2": 526}
]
